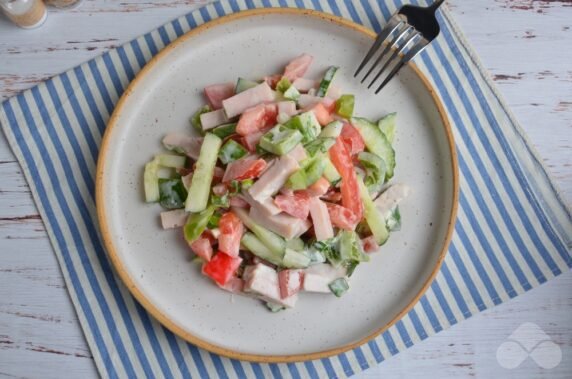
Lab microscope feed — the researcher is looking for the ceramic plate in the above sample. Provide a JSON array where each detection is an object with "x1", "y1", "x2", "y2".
[{"x1": 97, "y1": 8, "x2": 458, "y2": 362}]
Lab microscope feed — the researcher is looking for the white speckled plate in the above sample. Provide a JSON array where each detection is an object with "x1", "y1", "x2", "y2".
[{"x1": 97, "y1": 8, "x2": 458, "y2": 363}]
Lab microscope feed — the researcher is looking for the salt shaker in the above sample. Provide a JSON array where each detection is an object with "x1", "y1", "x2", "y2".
[{"x1": 0, "y1": 0, "x2": 47, "y2": 29}]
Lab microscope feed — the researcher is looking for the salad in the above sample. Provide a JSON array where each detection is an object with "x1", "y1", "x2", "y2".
[{"x1": 144, "y1": 54, "x2": 409, "y2": 311}]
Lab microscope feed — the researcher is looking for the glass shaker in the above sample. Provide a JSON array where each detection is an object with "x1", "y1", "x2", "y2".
[{"x1": 0, "y1": 0, "x2": 47, "y2": 29}]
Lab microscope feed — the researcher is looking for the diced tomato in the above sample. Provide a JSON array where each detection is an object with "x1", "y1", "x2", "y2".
[
  {"x1": 362, "y1": 235, "x2": 379, "y2": 253},
  {"x1": 230, "y1": 196, "x2": 249, "y2": 208},
  {"x1": 309, "y1": 102, "x2": 334, "y2": 126},
  {"x1": 340, "y1": 123, "x2": 365, "y2": 156},
  {"x1": 202, "y1": 252, "x2": 242, "y2": 286},
  {"x1": 217, "y1": 276, "x2": 244, "y2": 294},
  {"x1": 283, "y1": 54, "x2": 314, "y2": 82},
  {"x1": 222, "y1": 158, "x2": 267, "y2": 182},
  {"x1": 300, "y1": 177, "x2": 330, "y2": 197},
  {"x1": 274, "y1": 192, "x2": 310, "y2": 219},
  {"x1": 190, "y1": 238, "x2": 213, "y2": 261},
  {"x1": 264, "y1": 74, "x2": 282, "y2": 89},
  {"x1": 329, "y1": 138, "x2": 364, "y2": 221},
  {"x1": 278, "y1": 269, "x2": 303, "y2": 299},
  {"x1": 326, "y1": 203, "x2": 360, "y2": 230},
  {"x1": 236, "y1": 103, "x2": 278, "y2": 136},
  {"x1": 204, "y1": 83, "x2": 235, "y2": 110},
  {"x1": 218, "y1": 212, "x2": 244, "y2": 257}
]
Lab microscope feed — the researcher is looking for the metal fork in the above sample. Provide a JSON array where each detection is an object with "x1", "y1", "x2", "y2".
[{"x1": 355, "y1": 0, "x2": 445, "y2": 93}]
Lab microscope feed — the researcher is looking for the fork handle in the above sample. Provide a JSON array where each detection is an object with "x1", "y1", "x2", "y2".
[{"x1": 429, "y1": 0, "x2": 445, "y2": 12}]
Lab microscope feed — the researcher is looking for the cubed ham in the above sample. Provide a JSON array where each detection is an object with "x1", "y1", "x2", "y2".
[
  {"x1": 218, "y1": 212, "x2": 244, "y2": 257},
  {"x1": 361, "y1": 235, "x2": 379, "y2": 253},
  {"x1": 302, "y1": 264, "x2": 347, "y2": 293},
  {"x1": 248, "y1": 155, "x2": 299, "y2": 202},
  {"x1": 241, "y1": 130, "x2": 265, "y2": 152},
  {"x1": 241, "y1": 190, "x2": 281, "y2": 216},
  {"x1": 297, "y1": 94, "x2": 322, "y2": 109},
  {"x1": 278, "y1": 269, "x2": 303, "y2": 299},
  {"x1": 222, "y1": 158, "x2": 267, "y2": 182},
  {"x1": 222, "y1": 82, "x2": 275, "y2": 118},
  {"x1": 249, "y1": 206, "x2": 311, "y2": 239},
  {"x1": 277, "y1": 101, "x2": 297, "y2": 117},
  {"x1": 160, "y1": 209, "x2": 188, "y2": 229},
  {"x1": 340, "y1": 123, "x2": 365, "y2": 155},
  {"x1": 322, "y1": 97, "x2": 337, "y2": 113},
  {"x1": 190, "y1": 238, "x2": 213, "y2": 261},
  {"x1": 309, "y1": 197, "x2": 333, "y2": 241},
  {"x1": 283, "y1": 53, "x2": 314, "y2": 82},
  {"x1": 162, "y1": 133, "x2": 203, "y2": 160},
  {"x1": 301, "y1": 177, "x2": 330, "y2": 197},
  {"x1": 326, "y1": 202, "x2": 360, "y2": 231},
  {"x1": 204, "y1": 82, "x2": 235, "y2": 110},
  {"x1": 288, "y1": 144, "x2": 308, "y2": 162},
  {"x1": 326, "y1": 85, "x2": 342, "y2": 100},
  {"x1": 216, "y1": 276, "x2": 244, "y2": 294},
  {"x1": 230, "y1": 195, "x2": 249, "y2": 208},
  {"x1": 274, "y1": 192, "x2": 310, "y2": 219},
  {"x1": 375, "y1": 184, "x2": 411, "y2": 216},
  {"x1": 292, "y1": 78, "x2": 318, "y2": 92},
  {"x1": 181, "y1": 173, "x2": 193, "y2": 189},
  {"x1": 243, "y1": 263, "x2": 298, "y2": 307},
  {"x1": 236, "y1": 103, "x2": 278, "y2": 136},
  {"x1": 200, "y1": 109, "x2": 229, "y2": 130}
]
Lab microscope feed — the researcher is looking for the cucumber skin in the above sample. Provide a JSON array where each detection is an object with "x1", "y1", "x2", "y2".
[
  {"x1": 358, "y1": 179, "x2": 389, "y2": 245},
  {"x1": 241, "y1": 233, "x2": 284, "y2": 266},
  {"x1": 317, "y1": 66, "x2": 339, "y2": 97},
  {"x1": 185, "y1": 133, "x2": 222, "y2": 212},
  {"x1": 352, "y1": 117, "x2": 395, "y2": 180}
]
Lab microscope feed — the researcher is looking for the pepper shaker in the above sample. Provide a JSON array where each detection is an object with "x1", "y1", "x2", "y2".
[{"x1": 0, "y1": 0, "x2": 47, "y2": 29}]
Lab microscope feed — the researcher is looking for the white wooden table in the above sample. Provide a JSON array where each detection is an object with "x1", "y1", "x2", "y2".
[{"x1": 1, "y1": 1, "x2": 570, "y2": 378}]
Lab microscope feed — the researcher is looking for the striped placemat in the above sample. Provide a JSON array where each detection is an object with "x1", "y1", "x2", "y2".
[{"x1": 1, "y1": 0, "x2": 570, "y2": 378}]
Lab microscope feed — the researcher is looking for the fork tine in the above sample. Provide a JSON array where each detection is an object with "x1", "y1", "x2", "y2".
[
  {"x1": 354, "y1": 15, "x2": 403, "y2": 77},
  {"x1": 374, "y1": 39, "x2": 429, "y2": 93},
  {"x1": 360, "y1": 23, "x2": 410, "y2": 84},
  {"x1": 367, "y1": 29, "x2": 418, "y2": 88}
]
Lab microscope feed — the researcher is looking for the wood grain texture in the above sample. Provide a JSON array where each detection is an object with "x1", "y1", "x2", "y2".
[{"x1": 0, "y1": 1, "x2": 570, "y2": 378}]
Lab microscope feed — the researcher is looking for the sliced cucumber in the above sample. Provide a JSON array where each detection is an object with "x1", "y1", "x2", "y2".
[
  {"x1": 323, "y1": 157, "x2": 341, "y2": 183},
  {"x1": 259, "y1": 125, "x2": 303, "y2": 156},
  {"x1": 286, "y1": 237, "x2": 305, "y2": 251},
  {"x1": 358, "y1": 179, "x2": 389, "y2": 245},
  {"x1": 235, "y1": 78, "x2": 258, "y2": 93},
  {"x1": 284, "y1": 111, "x2": 321, "y2": 144},
  {"x1": 282, "y1": 248, "x2": 311, "y2": 269},
  {"x1": 158, "y1": 178, "x2": 188, "y2": 209},
  {"x1": 283, "y1": 85, "x2": 300, "y2": 101},
  {"x1": 317, "y1": 66, "x2": 339, "y2": 97},
  {"x1": 352, "y1": 117, "x2": 395, "y2": 180},
  {"x1": 144, "y1": 158, "x2": 160, "y2": 203},
  {"x1": 156, "y1": 154, "x2": 187, "y2": 168},
  {"x1": 241, "y1": 232, "x2": 284, "y2": 266},
  {"x1": 386, "y1": 205, "x2": 401, "y2": 231},
  {"x1": 328, "y1": 277, "x2": 349, "y2": 297},
  {"x1": 320, "y1": 120, "x2": 344, "y2": 138},
  {"x1": 233, "y1": 207, "x2": 286, "y2": 256},
  {"x1": 190, "y1": 105, "x2": 210, "y2": 135},
  {"x1": 185, "y1": 133, "x2": 222, "y2": 212},
  {"x1": 211, "y1": 122, "x2": 237, "y2": 139},
  {"x1": 377, "y1": 113, "x2": 397, "y2": 144},
  {"x1": 183, "y1": 206, "x2": 215, "y2": 244},
  {"x1": 218, "y1": 139, "x2": 248, "y2": 164},
  {"x1": 304, "y1": 137, "x2": 335, "y2": 157},
  {"x1": 335, "y1": 94, "x2": 355, "y2": 118}
]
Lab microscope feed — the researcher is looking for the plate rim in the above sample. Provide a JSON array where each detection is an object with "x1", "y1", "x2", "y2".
[{"x1": 96, "y1": 7, "x2": 459, "y2": 363}]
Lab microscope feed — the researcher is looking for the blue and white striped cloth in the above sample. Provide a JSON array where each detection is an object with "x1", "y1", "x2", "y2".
[{"x1": 1, "y1": 0, "x2": 570, "y2": 378}]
